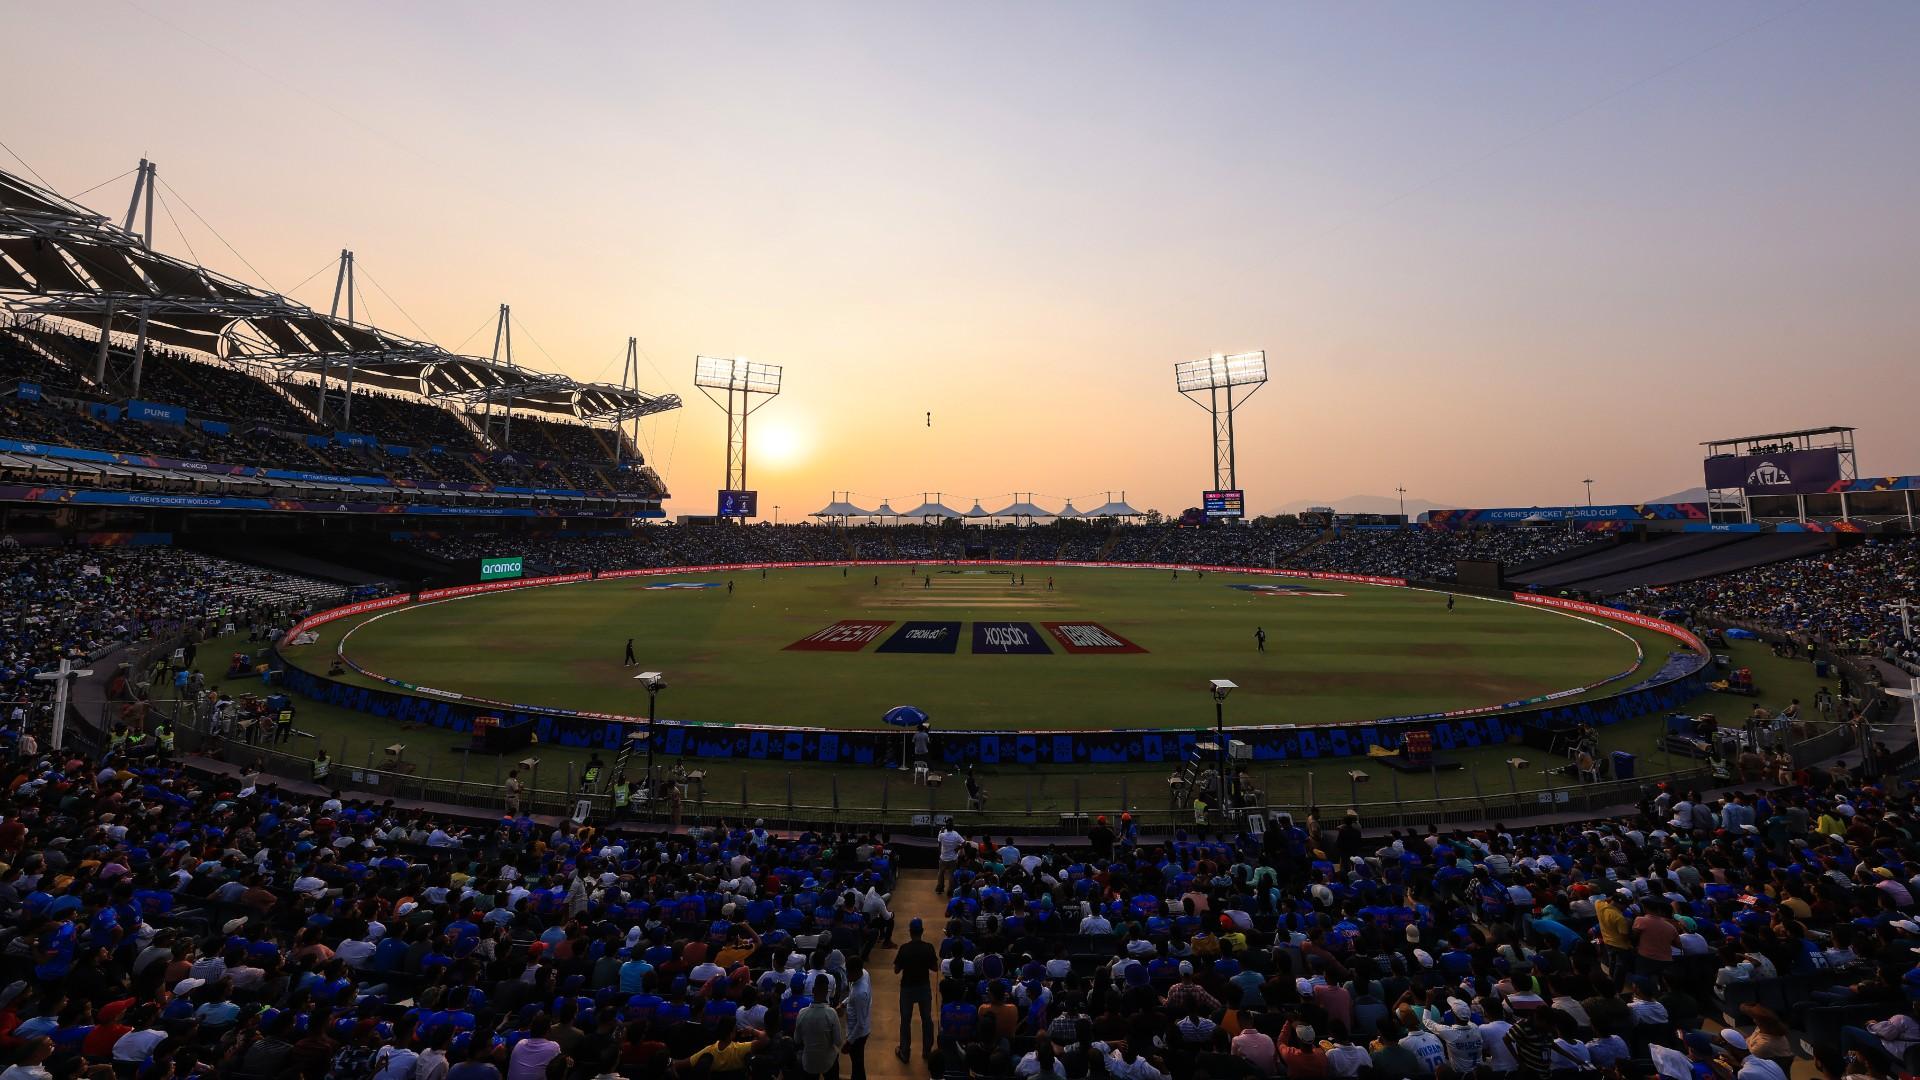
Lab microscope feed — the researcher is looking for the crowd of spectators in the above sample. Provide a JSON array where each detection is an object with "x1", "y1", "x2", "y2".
[
  {"x1": 1290, "y1": 529, "x2": 1596, "y2": 582},
  {"x1": 393, "y1": 525, "x2": 1599, "y2": 585},
  {"x1": 3, "y1": 674, "x2": 1919, "y2": 1080},
  {"x1": 0, "y1": 544, "x2": 338, "y2": 710},
  {"x1": 906, "y1": 765, "x2": 1920, "y2": 1080},
  {"x1": 1104, "y1": 527, "x2": 1321, "y2": 568},
  {"x1": 1622, "y1": 537, "x2": 1920, "y2": 670},
  {"x1": 0, "y1": 330, "x2": 666, "y2": 500},
  {"x1": 0, "y1": 703, "x2": 901, "y2": 1080},
  {"x1": 409, "y1": 527, "x2": 855, "y2": 575}
]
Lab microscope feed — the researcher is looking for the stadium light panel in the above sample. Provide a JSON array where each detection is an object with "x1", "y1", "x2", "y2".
[
  {"x1": 695, "y1": 356, "x2": 783, "y2": 396},
  {"x1": 1174, "y1": 350, "x2": 1267, "y2": 392}
]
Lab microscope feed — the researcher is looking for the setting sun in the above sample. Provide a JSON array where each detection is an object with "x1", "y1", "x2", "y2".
[{"x1": 752, "y1": 418, "x2": 808, "y2": 469}]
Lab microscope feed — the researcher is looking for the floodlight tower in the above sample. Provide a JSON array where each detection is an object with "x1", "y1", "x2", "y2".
[
  {"x1": 694, "y1": 356, "x2": 783, "y2": 519},
  {"x1": 1174, "y1": 351, "x2": 1268, "y2": 495}
]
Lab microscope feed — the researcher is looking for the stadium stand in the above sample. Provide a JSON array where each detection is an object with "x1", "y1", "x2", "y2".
[
  {"x1": 1624, "y1": 536, "x2": 1920, "y2": 669},
  {"x1": 0, "y1": 325, "x2": 669, "y2": 501},
  {"x1": 1291, "y1": 528, "x2": 1597, "y2": 582},
  {"x1": 0, "y1": 647, "x2": 1914, "y2": 1080},
  {"x1": 1516, "y1": 534, "x2": 1840, "y2": 595}
]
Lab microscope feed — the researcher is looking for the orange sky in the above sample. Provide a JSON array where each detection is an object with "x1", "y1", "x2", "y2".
[{"x1": 8, "y1": 2, "x2": 1918, "y2": 517}]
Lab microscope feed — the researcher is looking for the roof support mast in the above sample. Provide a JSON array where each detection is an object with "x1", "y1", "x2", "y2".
[
  {"x1": 96, "y1": 158, "x2": 158, "y2": 393},
  {"x1": 617, "y1": 336, "x2": 640, "y2": 467},
  {"x1": 318, "y1": 249, "x2": 355, "y2": 428},
  {"x1": 488, "y1": 304, "x2": 514, "y2": 448}
]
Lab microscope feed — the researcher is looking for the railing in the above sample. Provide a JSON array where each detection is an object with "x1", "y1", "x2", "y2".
[
  {"x1": 113, "y1": 678, "x2": 1746, "y2": 833},
  {"x1": 81, "y1": 593, "x2": 1904, "y2": 837}
]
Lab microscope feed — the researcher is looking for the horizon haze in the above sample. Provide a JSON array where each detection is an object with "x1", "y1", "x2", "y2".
[{"x1": 6, "y1": 1, "x2": 1917, "y2": 519}]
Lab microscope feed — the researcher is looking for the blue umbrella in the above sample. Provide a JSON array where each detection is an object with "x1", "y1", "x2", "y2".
[{"x1": 884, "y1": 705, "x2": 928, "y2": 728}]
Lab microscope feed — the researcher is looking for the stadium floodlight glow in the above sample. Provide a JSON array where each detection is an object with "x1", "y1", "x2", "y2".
[
  {"x1": 694, "y1": 356, "x2": 784, "y2": 519},
  {"x1": 1175, "y1": 351, "x2": 1268, "y2": 393},
  {"x1": 1176, "y1": 351, "x2": 1268, "y2": 500},
  {"x1": 695, "y1": 356, "x2": 784, "y2": 397}
]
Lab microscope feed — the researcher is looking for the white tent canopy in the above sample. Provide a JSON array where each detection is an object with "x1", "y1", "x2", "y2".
[
  {"x1": 900, "y1": 493, "x2": 963, "y2": 519},
  {"x1": 1055, "y1": 501, "x2": 1087, "y2": 519},
  {"x1": 963, "y1": 499, "x2": 992, "y2": 518},
  {"x1": 812, "y1": 491, "x2": 876, "y2": 518},
  {"x1": 993, "y1": 494, "x2": 1053, "y2": 518},
  {"x1": 1082, "y1": 492, "x2": 1147, "y2": 518},
  {"x1": 870, "y1": 500, "x2": 902, "y2": 519}
]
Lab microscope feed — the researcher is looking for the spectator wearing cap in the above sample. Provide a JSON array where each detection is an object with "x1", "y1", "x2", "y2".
[
  {"x1": 893, "y1": 917, "x2": 937, "y2": 1063},
  {"x1": 1164, "y1": 962, "x2": 1219, "y2": 1016}
]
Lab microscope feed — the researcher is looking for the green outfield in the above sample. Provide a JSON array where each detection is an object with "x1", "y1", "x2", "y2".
[{"x1": 288, "y1": 566, "x2": 1665, "y2": 732}]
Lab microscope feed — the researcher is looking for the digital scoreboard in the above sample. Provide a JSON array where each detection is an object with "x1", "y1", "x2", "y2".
[
  {"x1": 717, "y1": 489, "x2": 759, "y2": 517},
  {"x1": 1202, "y1": 490, "x2": 1245, "y2": 518}
]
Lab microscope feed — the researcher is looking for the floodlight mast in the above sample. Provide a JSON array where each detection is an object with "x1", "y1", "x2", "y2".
[
  {"x1": 1174, "y1": 351, "x2": 1267, "y2": 493},
  {"x1": 694, "y1": 356, "x2": 783, "y2": 519}
]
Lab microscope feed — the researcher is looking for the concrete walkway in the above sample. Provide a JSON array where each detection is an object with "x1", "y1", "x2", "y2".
[{"x1": 862, "y1": 869, "x2": 943, "y2": 1080}]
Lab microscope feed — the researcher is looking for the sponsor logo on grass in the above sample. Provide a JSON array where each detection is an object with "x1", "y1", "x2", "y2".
[
  {"x1": 1042, "y1": 622, "x2": 1147, "y2": 653},
  {"x1": 876, "y1": 621, "x2": 962, "y2": 654},
  {"x1": 785, "y1": 620, "x2": 893, "y2": 651},
  {"x1": 1228, "y1": 583, "x2": 1345, "y2": 597},
  {"x1": 971, "y1": 621, "x2": 1051, "y2": 654},
  {"x1": 643, "y1": 582, "x2": 720, "y2": 590}
]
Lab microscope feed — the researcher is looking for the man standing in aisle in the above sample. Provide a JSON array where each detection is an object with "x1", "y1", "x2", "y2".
[
  {"x1": 893, "y1": 919, "x2": 937, "y2": 1064},
  {"x1": 1254, "y1": 627, "x2": 1267, "y2": 654}
]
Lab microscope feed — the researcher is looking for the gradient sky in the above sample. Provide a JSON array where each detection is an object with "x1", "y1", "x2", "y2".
[{"x1": 8, "y1": 2, "x2": 1918, "y2": 516}]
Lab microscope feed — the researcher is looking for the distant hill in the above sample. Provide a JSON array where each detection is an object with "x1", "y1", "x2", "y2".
[{"x1": 1267, "y1": 494, "x2": 1458, "y2": 518}]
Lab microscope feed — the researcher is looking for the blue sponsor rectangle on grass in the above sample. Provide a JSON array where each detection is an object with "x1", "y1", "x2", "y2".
[
  {"x1": 970, "y1": 621, "x2": 1052, "y2": 654},
  {"x1": 877, "y1": 620, "x2": 961, "y2": 654}
]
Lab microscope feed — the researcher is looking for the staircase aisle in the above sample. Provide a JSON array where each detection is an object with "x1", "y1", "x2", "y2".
[{"x1": 863, "y1": 869, "x2": 943, "y2": 1080}]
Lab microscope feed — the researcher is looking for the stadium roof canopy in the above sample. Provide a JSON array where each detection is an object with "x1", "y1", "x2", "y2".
[
  {"x1": 993, "y1": 498, "x2": 1053, "y2": 518},
  {"x1": 1055, "y1": 501, "x2": 1087, "y2": 519},
  {"x1": 812, "y1": 496, "x2": 876, "y2": 519},
  {"x1": 870, "y1": 500, "x2": 902, "y2": 518},
  {"x1": 963, "y1": 499, "x2": 992, "y2": 518},
  {"x1": 899, "y1": 495, "x2": 963, "y2": 520},
  {"x1": 1082, "y1": 494, "x2": 1147, "y2": 517},
  {"x1": 0, "y1": 166, "x2": 679, "y2": 423},
  {"x1": 1699, "y1": 426, "x2": 1853, "y2": 446}
]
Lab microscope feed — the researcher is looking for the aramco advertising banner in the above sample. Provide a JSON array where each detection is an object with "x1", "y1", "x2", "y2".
[
  {"x1": 1704, "y1": 448, "x2": 1842, "y2": 495},
  {"x1": 479, "y1": 555, "x2": 524, "y2": 581}
]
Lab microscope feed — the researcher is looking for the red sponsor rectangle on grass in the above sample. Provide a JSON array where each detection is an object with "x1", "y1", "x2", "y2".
[
  {"x1": 785, "y1": 620, "x2": 893, "y2": 651},
  {"x1": 1042, "y1": 622, "x2": 1147, "y2": 654}
]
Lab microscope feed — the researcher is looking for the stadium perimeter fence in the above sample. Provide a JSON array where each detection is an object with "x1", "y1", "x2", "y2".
[
  {"x1": 89, "y1": 673, "x2": 1901, "y2": 837},
  {"x1": 71, "y1": 594, "x2": 1913, "y2": 837}
]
